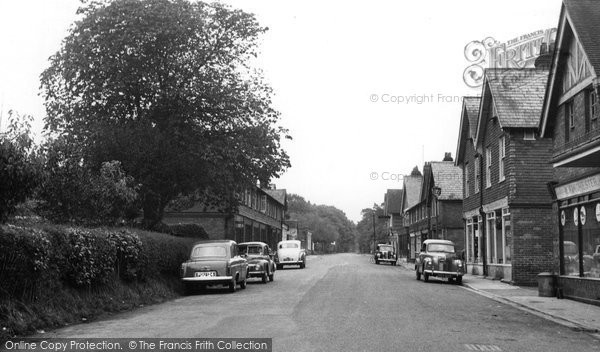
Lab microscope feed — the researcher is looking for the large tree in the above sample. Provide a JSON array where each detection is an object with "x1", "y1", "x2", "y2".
[{"x1": 41, "y1": 0, "x2": 290, "y2": 227}]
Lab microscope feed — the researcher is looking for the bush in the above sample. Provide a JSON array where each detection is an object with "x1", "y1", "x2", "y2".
[
  {"x1": 0, "y1": 141, "x2": 38, "y2": 223},
  {"x1": 0, "y1": 224, "x2": 193, "y2": 300}
]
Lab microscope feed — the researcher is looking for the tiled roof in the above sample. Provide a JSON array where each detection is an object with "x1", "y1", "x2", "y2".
[
  {"x1": 385, "y1": 189, "x2": 403, "y2": 214},
  {"x1": 264, "y1": 189, "x2": 287, "y2": 206},
  {"x1": 485, "y1": 68, "x2": 549, "y2": 128},
  {"x1": 564, "y1": 0, "x2": 600, "y2": 74},
  {"x1": 403, "y1": 176, "x2": 423, "y2": 210},
  {"x1": 463, "y1": 97, "x2": 481, "y2": 139},
  {"x1": 430, "y1": 162, "x2": 463, "y2": 200}
]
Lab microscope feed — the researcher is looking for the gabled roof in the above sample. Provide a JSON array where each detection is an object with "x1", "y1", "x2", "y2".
[
  {"x1": 540, "y1": 0, "x2": 600, "y2": 136},
  {"x1": 384, "y1": 189, "x2": 403, "y2": 214},
  {"x1": 264, "y1": 189, "x2": 287, "y2": 206},
  {"x1": 402, "y1": 175, "x2": 423, "y2": 212},
  {"x1": 475, "y1": 68, "x2": 549, "y2": 146},
  {"x1": 455, "y1": 96, "x2": 481, "y2": 166},
  {"x1": 430, "y1": 162, "x2": 463, "y2": 200}
]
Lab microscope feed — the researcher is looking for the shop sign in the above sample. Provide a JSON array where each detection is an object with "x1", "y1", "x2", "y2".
[
  {"x1": 580, "y1": 206, "x2": 587, "y2": 226},
  {"x1": 560, "y1": 210, "x2": 566, "y2": 226},
  {"x1": 596, "y1": 203, "x2": 600, "y2": 223},
  {"x1": 555, "y1": 174, "x2": 600, "y2": 200}
]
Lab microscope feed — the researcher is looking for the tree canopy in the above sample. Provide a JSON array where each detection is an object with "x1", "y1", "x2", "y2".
[
  {"x1": 286, "y1": 194, "x2": 357, "y2": 252},
  {"x1": 41, "y1": 0, "x2": 290, "y2": 227}
]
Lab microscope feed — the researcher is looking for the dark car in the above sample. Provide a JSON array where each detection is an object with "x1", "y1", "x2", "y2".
[
  {"x1": 180, "y1": 240, "x2": 248, "y2": 293},
  {"x1": 374, "y1": 244, "x2": 396, "y2": 265},
  {"x1": 415, "y1": 239, "x2": 465, "y2": 284},
  {"x1": 239, "y1": 242, "x2": 276, "y2": 283}
]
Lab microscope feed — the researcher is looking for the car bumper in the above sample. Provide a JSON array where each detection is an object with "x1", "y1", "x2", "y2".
[
  {"x1": 376, "y1": 258, "x2": 396, "y2": 262},
  {"x1": 278, "y1": 260, "x2": 303, "y2": 265},
  {"x1": 423, "y1": 270, "x2": 464, "y2": 277},
  {"x1": 247, "y1": 270, "x2": 266, "y2": 277},
  {"x1": 182, "y1": 276, "x2": 233, "y2": 283}
]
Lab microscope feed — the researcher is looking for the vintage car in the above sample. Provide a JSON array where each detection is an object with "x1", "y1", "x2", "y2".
[
  {"x1": 415, "y1": 239, "x2": 465, "y2": 284},
  {"x1": 180, "y1": 240, "x2": 248, "y2": 293},
  {"x1": 374, "y1": 243, "x2": 396, "y2": 265},
  {"x1": 274, "y1": 240, "x2": 306, "y2": 269},
  {"x1": 239, "y1": 241, "x2": 276, "y2": 283}
]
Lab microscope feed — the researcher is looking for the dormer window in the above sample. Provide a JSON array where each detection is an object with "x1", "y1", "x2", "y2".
[
  {"x1": 523, "y1": 130, "x2": 536, "y2": 140},
  {"x1": 567, "y1": 101, "x2": 575, "y2": 129},
  {"x1": 589, "y1": 89, "x2": 598, "y2": 120}
]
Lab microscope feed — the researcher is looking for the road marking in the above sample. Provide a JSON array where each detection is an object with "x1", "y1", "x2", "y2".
[{"x1": 465, "y1": 344, "x2": 502, "y2": 351}]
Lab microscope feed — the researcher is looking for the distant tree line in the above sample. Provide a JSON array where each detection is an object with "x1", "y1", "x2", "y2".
[{"x1": 286, "y1": 194, "x2": 357, "y2": 253}]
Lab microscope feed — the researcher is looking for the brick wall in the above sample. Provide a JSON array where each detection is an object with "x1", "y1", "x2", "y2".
[
  {"x1": 510, "y1": 133, "x2": 554, "y2": 205},
  {"x1": 462, "y1": 140, "x2": 480, "y2": 213},
  {"x1": 511, "y1": 207, "x2": 555, "y2": 285},
  {"x1": 481, "y1": 117, "x2": 509, "y2": 205}
]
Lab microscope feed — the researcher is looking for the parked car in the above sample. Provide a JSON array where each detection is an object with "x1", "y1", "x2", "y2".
[
  {"x1": 415, "y1": 239, "x2": 464, "y2": 284},
  {"x1": 274, "y1": 240, "x2": 306, "y2": 269},
  {"x1": 180, "y1": 240, "x2": 248, "y2": 293},
  {"x1": 374, "y1": 243, "x2": 396, "y2": 265},
  {"x1": 239, "y1": 241, "x2": 276, "y2": 283}
]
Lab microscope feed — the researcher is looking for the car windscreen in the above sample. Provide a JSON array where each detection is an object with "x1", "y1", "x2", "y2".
[
  {"x1": 240, "y1": 245, "x2": 262, "y2": 255},
  {"x1": 427, "y1": 244, "x2": 455, "y2": 253},
  {"x1": 279, "y1": 243, "x2": 299, "y2": 249},
  {"x1": 191, "y1": 245, "x2": 227, "y2": 258},
  {"x1": 379, "y1": 246, "x2": 393, "y2": 251}
]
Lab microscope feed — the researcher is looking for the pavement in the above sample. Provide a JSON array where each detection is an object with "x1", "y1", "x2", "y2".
[{"x1": 397, "y1": 260, "x2": 600, "y2": 340}]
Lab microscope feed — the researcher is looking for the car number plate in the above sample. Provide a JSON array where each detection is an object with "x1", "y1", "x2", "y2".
[{"x1": 195, "y1": 271, "x2": 216, "y2": 277}]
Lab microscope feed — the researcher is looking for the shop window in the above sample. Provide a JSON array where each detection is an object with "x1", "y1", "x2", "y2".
[
  {"x1": 502, "y1": 208, "x2": 511, "y2": 264},
  {"x1": 466, "y1": 218, "x2": 474, "y2": 262},
  {"x1": 486, "y1": 212, "x2": 495, "y2": 263},
  {"x1": 562, "y1": 207, "x2": 580, "y2": 276},
  {"x1": 581, "y1": 203, "x2": 600, "y2": 278}
]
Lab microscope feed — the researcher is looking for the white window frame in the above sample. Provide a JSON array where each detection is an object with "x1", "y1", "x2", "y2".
[
  {"x1": 485, "y1": 147, "x2": 492, "y2": 188},
  {"x1": 466, "y1": 218, "x2": 473, "y2": 263},
  {"x1": 498, "y1": 136, "x2": 505, "y2": 182},
  {"x1": 474, "y1": 156, "x2": 480, "y2": 193},
  {"x1": 590, "y1": 89, "x2": 598, "y2": 120},
  {"x1": 502, "y1": 208, "x2": 511, "y2": 264},
  {"x1": 486, "y1": 212, "x2": 496, "y2": 264},
  {"x1": 568, "y1": 101, "x2": 575, "y2": 129}
]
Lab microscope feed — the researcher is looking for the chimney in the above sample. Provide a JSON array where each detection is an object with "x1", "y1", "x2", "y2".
[
  {"x1": 534, "y1": 41, "x2": 553, "y2": 69},
  {"x1": 443, "y1": 152, "x2": 453, "y2": 162}
]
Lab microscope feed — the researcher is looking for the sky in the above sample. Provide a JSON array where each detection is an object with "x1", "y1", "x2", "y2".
[{"x1": 0, "y1": 0, "x2": 563, "y2": 223}]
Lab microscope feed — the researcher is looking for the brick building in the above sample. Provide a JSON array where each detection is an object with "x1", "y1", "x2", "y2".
[
  {"x1": 164, "y1": 186, "x2": 287, "y2": 250},
  {"x1": 456, "y1": 69, "x2": 555, "y2": 285},
  {"x1": 401, "y1": 168, "x2": 424, "y2": 262},
  {"x1": 421, "y1": 156, "x2": 464, "y2": 250},
  {"x1": 383, "y1": 189, "x2": 404, "y2": 258},
  {"x1": 539, "y1": 0, "x2": 600, "y2": 304}
]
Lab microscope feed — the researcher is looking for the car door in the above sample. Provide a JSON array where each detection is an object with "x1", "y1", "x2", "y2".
[{"x1": 230, "y1": 244, "x2": 246, "y2": 280}]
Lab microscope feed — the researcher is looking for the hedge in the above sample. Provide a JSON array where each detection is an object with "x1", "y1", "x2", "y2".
[{"x1": 0, "y1": 224, "x2": 194, "y2": 302}]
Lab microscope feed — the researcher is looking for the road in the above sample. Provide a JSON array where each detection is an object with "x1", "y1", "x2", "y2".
[{"x1": 40, "y1": 253, "x2": 599, "y2": 352}]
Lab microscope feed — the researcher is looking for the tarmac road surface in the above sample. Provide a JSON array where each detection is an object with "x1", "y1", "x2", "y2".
[{"x1": 39, "y1": 253, "x2": 600, "y2": 352}]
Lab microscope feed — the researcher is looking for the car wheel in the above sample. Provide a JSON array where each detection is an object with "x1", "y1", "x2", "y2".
[
  {"x1": 262, "y1": 271, "x2": 268, "y2": 283},
  {"x1": 416, "y1": 270, "x2": 421, "y2": 281},
  {"x1": 229, "y1": 277, "x2": 237, "y2": 293},
  {"x1": 448, "y1": 277, "x2": 454, "y2": 283},
  {"x1": 269, "y1": 271, "x2": 275, "y2": 281},
  {"x1": 240, "y1": 274, "x2": 247, "y2": 289},
  {"x1": 277, "y1": 264, "x2": 282, "y2": 270},
  {"x1": 456, "y1": 276, "x2": 463, "y2": 285},
  {"x1": 375, "y1": 259, "x2": 379, "y2": 265},
  {"x1": 300, "y1": 261, "x2": 305, "y2": 269},
  {"x1": 424, "y1": 272, "x2": 430, "y2": 282}
]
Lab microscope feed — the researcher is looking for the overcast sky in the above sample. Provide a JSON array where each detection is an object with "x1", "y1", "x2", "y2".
[{"x1": 0, "y1": 0, "x2": 562, "y2": 222}]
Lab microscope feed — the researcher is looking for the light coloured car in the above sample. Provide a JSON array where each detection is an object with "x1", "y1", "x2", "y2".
[
  {"x1": 275, "y1": 240, "x2": 306, "y2": 269},
  {"x1": 415, "y1": 239, "x2": 464, "y2": 284},
  {"x1": 239, "y1": 242, "x2": 276, "y2": 283},
  {"x1": 180, "y1": 240, "x2": 248, "y2": 293}
]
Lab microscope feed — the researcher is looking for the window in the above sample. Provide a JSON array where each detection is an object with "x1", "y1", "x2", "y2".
[
  {"x1": 590, "y1": 88, "x2": 598, "y2": 120},
  {"x1": 502, "y1": 208, "x2": 511, "y2": 264},
  {"x1": 485, "y1": 148, "x2": 492, "y2": 188},
  {"x1": 486, "y1": 212, "x2": 496, "y2": 264},
  {"x1": 498, "y1": 136, "x2": 505, "y2": 182},
  {"x1": 523, "y1": 130, "x2": 535, "y2": 140},
  {"x1": 474, "y1": 156, "x2": 480, "y2": 193},
  {"x1": 466, "y1": 218, "x2": 473, "y2": 262},
  {"x1": 260, "y1": 195, "x2": 267, "y2": 213},
  {"x1": 567, "y1": 101, "x2": 575, "y2": 129},
  {"x1": 464, "y1": 162, "x2": 470, "y2": 198}
]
